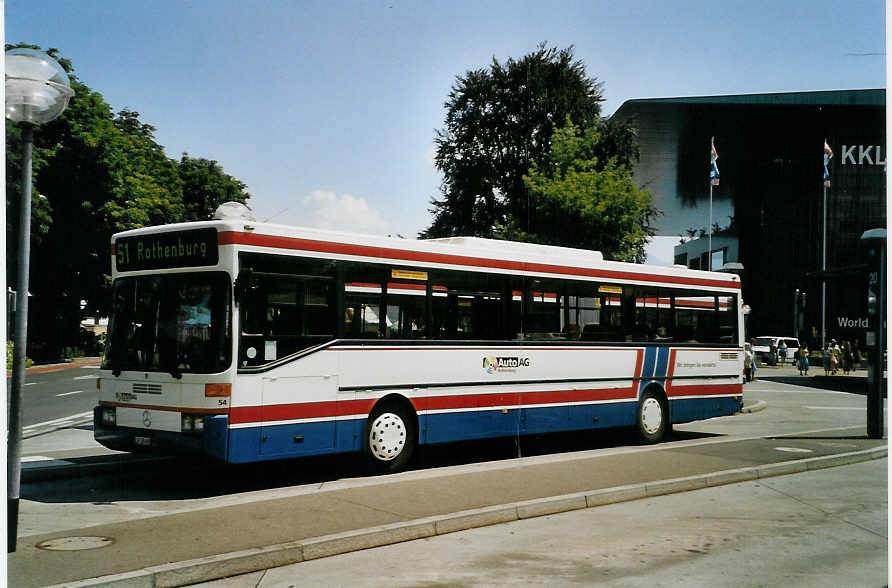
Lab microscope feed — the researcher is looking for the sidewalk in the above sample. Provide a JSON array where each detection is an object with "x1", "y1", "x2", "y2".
[
  {"x1": 8, "y1": 356, "x2": 101, "y2": 377},
  {"x1": 198, "y1": 457, "x2": 889, "y2": 587},
  {"x1": 9, "y1": 430, "x2": 886, "y2": 587}
]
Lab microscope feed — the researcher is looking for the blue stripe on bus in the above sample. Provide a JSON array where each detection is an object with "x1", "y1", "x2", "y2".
[
  {"x1": 656, "y1": 346, "x2": 670, "y2": 380},
  {"x1": 222, "y1": 394, "x2": 740, "y2": 463},
  {"x1": 639, "y1": 346, "x2": 671, "y2": 397}
]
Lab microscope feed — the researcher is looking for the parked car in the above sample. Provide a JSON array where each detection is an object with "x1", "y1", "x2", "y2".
[{"x1": 752, "y1": 336, "x2": 800, "y2": 365}]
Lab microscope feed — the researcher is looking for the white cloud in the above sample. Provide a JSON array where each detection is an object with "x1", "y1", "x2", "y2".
[{"x1": 301, "y1": 190, "x2": 391, "y2": 235}]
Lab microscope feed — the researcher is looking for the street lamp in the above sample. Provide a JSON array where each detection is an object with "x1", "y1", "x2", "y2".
[{"x1": 6, "y1": 48, "x2": 74, "y2": 552}]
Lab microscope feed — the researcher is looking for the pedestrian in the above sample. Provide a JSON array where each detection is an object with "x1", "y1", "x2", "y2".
[
  {"x1": 744, "y1": 342, "x2": 754, "y2": 382},
  {"x1": 830, "y1": 342, "x2": 839, "y2": 375},
  {"x1": 823, "y1": 344, "x2": 831, "y2": 376},
  {"x1": 778, "y1": 340, "x2": 787, "y2": 365},
  {"x1": 840, "y1": 342, "x2": 850, "y2": 375},
  {"x1": 798, "y1": 344, "x2": 809, "y2": 375}
]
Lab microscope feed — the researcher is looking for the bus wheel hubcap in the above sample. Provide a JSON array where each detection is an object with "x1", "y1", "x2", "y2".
[
  {"x1": 369, "y1": 412, "x2": 407, "y2": 461},
  {"x1": 641, "y1": 398, "x2": 663, "y2": 435}
]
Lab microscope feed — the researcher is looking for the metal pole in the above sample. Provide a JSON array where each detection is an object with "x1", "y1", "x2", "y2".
[
  {"x1": 8, "y1": 123, "x2": 33, "y2": 552},
  {"x1": 708, "y1": 182, "x2": 713, "y2": 271},
  {"x1": 821, "y1": 183, "x2": 827, "y2": 350}
]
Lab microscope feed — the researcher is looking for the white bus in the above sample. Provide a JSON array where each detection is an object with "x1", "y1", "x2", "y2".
[{"x1": 95, "y1": 203, "x2": 744, "y2": 473}]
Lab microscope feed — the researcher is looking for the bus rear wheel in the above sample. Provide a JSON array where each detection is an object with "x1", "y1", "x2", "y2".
[
  {"x1": 364, "y1": 401, "x2": 416, "y2": 474},
  {"x1": 636, "y1": 389, "x2": 669, "y2": 444}
]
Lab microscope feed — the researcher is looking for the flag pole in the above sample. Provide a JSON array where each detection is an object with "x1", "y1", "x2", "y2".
[
  {"x1": 708, "y1": 136, "x2": 715, "y2": 271},
  {"x1": 821, "y1": 181, "x2": 827, "y2": 349},
  {"x1": 708, "y1": 181, "x2": 713, "y2": 271},
  {"x1": 821, "y1": 139, "x2": 832, "y2": 350}
]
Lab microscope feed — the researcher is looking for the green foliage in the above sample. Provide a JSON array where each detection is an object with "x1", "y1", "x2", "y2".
[
  {"x1": 422, "y1": 43, "x2": 642, "y2": 250},
  {"x1": 6, "y1": 43, "x2": 251, "y2": 359},
  {"x1": 423, "y1": 43, "x2": 607, "y2": 239},
  {"x1": 178, "y1": 154, "x2": 251, "y2": 221},
  {"x1": 514, "y1": 117, "x2": 658, "y2": 262},
  {"x1": 7, "y1": 342, "x2": 33, "y2": 371}
]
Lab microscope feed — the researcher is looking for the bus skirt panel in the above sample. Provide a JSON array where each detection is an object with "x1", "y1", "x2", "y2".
[
  {"x1": 669, "y1": 394, "x2": 742, "y2": 425},
  {"x1": 227, "y1": 418, "x2": 367, "y2": 463},
  {"x1": 419, "y1": 400, "x2": 639, "y2": 444}
]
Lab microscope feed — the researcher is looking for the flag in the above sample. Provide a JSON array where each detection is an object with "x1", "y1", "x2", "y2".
[
  {"x1": 710, "y1": 137, "x2": 720, "y2": 186},
  {"x1": 823, "y1": 139, "x2": 833, "y2": 188}
]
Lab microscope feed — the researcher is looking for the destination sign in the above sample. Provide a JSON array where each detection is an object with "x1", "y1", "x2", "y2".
[{"x1": 115, "y1": 228, "x2": 219, "y2": 271}]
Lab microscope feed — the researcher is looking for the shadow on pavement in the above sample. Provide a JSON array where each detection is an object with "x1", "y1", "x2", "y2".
[
  {"x1": 758, "y1": 374, "x2": 886, "y2": 396},
  {"x1": 22, "y1": 427, "x2": 720, "y2": 505}
]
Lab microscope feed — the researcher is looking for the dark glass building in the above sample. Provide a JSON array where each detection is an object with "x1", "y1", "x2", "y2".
[{"x1": 613, "y1": 90, "x2": 886, "y2": 348}]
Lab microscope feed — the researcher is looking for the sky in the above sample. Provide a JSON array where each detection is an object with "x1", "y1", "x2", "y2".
[{"x1": 6, "y1": 0, "x2": 886, "y2": 265}]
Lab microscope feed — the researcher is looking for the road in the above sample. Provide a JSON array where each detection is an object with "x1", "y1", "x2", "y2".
[{"x1": 10, "y1": 362, "x2": 99, "y2": 434}]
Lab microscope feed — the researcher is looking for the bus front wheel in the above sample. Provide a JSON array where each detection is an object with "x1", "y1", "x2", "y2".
[
  {"x1": 636, "y1": 389, "x2": 669, "y2": 443},
  {"x1": 364, "y1": 401, "x2": 416, "y2": 474}
]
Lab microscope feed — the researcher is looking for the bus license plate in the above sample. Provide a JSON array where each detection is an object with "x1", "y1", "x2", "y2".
[{"x1": 134, "y1": 436, "x2": 152, "y2": 447}]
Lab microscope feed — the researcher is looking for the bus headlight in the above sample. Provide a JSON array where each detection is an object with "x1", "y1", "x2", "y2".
[
  {"x1": 182, "y1": 414, "x2": 205, "y2": 434},
  {"x1": 101, "y1": 407, "x2": 116, "y2": 426}
]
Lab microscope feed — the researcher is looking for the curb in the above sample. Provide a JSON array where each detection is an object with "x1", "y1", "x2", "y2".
[
  {"x1": 46, "y1": 445, "x2": 888, "y2": 588},
  {"x1": 8, "y1": 358, "x2": 101, "y2": 378},
  {"x1": 741, "y1": 400, "x2": 767, "y2": 413}
]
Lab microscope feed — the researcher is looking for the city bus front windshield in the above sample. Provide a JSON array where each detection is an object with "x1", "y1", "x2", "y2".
[{"x1": 102, "y1": 272, "x2": 232, "y2": 376}]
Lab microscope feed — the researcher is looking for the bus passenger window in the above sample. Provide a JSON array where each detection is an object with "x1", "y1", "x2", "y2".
[
  {"x1": 385, "y1": 283, "x2": 427, "y2": 339},
  {"x1": 303, "y1": 280, "x2": 332, "y2": 335}
]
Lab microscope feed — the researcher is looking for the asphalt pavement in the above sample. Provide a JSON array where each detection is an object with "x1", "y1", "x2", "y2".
[{"x1": 8, "y1": 360, "x2": 888, "y2": 587}]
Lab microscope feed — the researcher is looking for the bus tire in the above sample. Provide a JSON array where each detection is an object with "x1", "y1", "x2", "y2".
[
  {"x1": 636, "y1": 388, "x2": 669, "y2": 444},
  {"x1": 364, "y1": 400, "x2": 416, "y2": 474}
]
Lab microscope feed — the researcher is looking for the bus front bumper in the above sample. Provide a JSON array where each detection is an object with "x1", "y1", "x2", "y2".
[{"x1": 93, "y1": 407, "x2": 229, "y2": 461}]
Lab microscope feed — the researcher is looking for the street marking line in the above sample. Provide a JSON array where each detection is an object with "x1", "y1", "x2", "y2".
[
  {"x1": 775, "y1": 447, "x2": 814, "y2": 453},
  {"x1": 748, "y1": 388, "x2": 853, "y2": 395},
  {"x1": 56, "y1": 391, "x2": 84, "y2": 397},
  {"x1": 805, "y1": 406, "x2": 884, "y2": 411},
  {"x1": 73, "y1": 375, "x2": 97, "y2": 380},
  {"x1": 24, "y1": 382, "x2": 38, "y2": 386},
  {"x1": 23, "y1": 411, "x2": 94, "y2": 432}
]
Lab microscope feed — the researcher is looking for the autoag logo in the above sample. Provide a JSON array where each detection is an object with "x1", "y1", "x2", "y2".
[{"x1": 483, "y1": 356, "x2": 530, "y2": 374}]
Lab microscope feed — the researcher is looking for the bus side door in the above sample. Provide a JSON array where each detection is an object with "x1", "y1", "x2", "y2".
[{"x1": 259, "y1": 375, "x2": 338, "y2": 456}]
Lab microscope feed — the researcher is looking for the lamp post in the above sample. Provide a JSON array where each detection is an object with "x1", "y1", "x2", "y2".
[{"x1": 6, "y1": 48, "x2": 73, "y2": 552}]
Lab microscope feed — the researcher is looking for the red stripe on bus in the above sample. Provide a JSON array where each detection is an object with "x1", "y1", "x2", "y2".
[
  {"x1": 230, "y1": 398, "x2": 377, "y2": 424},
  {"x1": 665, "y1": 349, "x2": 678, "y2": 393},
  {"x1": 218, "y1": 231, "x2": 740, "y2": 290},
  {"x1": 666, "y1": 383, "x2": 742, "y2": 397},
  {"x1": 411, "y1": 387, "x2": 637, "y2": 412},
  {"x1": 231, "y1": 384, "x2": 647, "y2": 426}
]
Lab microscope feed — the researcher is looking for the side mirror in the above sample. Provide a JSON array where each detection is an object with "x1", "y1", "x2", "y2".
[{"x1": 234, "y1": 268, "x2": 255, "y2": 304}]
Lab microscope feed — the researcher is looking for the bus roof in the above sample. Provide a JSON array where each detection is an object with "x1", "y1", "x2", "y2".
[{"x1": 112, "y1": 218, "x2": 741, "y2": 290}]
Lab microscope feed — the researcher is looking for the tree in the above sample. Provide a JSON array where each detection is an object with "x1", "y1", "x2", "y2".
[
  {"x1": 422, "y1": 43, "x2": 639, "y2": 240},
  {"x1": 178, "y1": 154, "x2": 251, "y2": 221},
  {"x1": 517, "y1": 117, "x2": 658, "y2": 262},
  {"x1": 5, "y1": 43, "x2": 251, "y2": 359}
]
